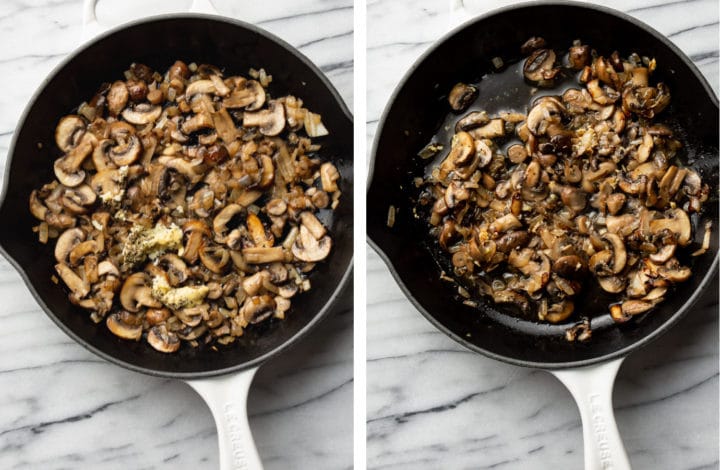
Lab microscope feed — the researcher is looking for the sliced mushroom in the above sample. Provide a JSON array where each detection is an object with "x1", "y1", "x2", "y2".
[
  {"x1": 544, "y1": 300, "x2": 574, "y2": 323},
  {"x1": 55, "y1": 227, "x2": 86, "y2": 263},
  {"x1": 602, "y1": 233, "x2": 627, "y2": 274},
  {"x1": 568, "y1": 45, "x2": 590, "y2": 69},
  {"x1": 649, "y1": 244, "x2": 676, "y2": 263},
  {"x1": 55, "y1": 115, "x2": 86, "y2": 152},
  {"x1": 106, "y1": 312, "x2": 142, "y2": 340},
  {"x1": 456, "y1": 111, "x2": 490, "y2": 132},
  {"x1": 181, "y1": 112, "x2": 214, "y2": 134},
  {"x1": 243, "y1": 100, "x2": 285, "y2": 136},
  {"x1": 213, "y1": 204, "x2": 243, "y2": 241},
  {"x1": 68, "y1": 240, "x2": 98, "y2": 266},
  {"x1": 120, "y1": 272, "x2": 161, "y2": 312},
  {"x1": 242, "y1": 246, "x2": 286, "y2": 264},
  {"x1": 620, "y1": 299, "x2": 655, "y2": 316},
  {"x1": 147, "y1": 325, "x2": 181, "y2": 353},
  {"x1": 54, "y1": 135, "x2": 94, "y2": 187},
  {"x1": 121, "y1": 103, "x2": 162, "y2": 125},
  {"x1": 598, "y1": 275, "x2": 626, "y2": 294},
  {"x1": 107, "y1": 81, "x2": 129, "y2": 116},
  {"x1": 199, "y1": 245, "x2": 230, "y2": 274},
  {"x1": 61, "y1": 184, "x2": 97, "y2": 214},
  {"x1": 299, "y1": 211, "x2": 327, "y2": 240},
  {"x1": 526, "y1": 97, "x2": 565, "y2": 136},
  {"x1": 320, "y1": 163, "x2": 340, "y2": 193},
  {"x1": 523, "y1": 49, "x2": 558, "y2": 83},
  {"x1": 649, "y1": 208, "x2": 692, "y2": 245},
  {"x1": 240, "y1": 295, "x2": 276, "y2": 324},
  {"x1": 55, "y1": 263, "x2": 90, "y2": 298},
  {"x1": 448, "y1": 83, "x2": 477, "y2": 112},
  {"x1": 223, "y1": 79, "x2": 265, "y2": 110},
  {"x1": 292, "y1": 225, "x2": 331, "y2": 262}
]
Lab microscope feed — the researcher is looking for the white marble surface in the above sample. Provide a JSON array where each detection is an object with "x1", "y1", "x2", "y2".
[
  {"x1": 367, "y1": 0, "x2": 719, "y2": 469},
  {"x1": 0, "y1": 1, "x2": 352, "y2": 469}
]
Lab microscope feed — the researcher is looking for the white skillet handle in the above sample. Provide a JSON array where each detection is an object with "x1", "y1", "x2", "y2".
[
  {"x1": 81, "y1": 0, "x2": 219, "y2": 41},
  {"x1": 187, "y1": 367, "x2": 263, "y2": 470},
  {"x1": 551, "y1": 358, "x2": 631, "y2": 470}
]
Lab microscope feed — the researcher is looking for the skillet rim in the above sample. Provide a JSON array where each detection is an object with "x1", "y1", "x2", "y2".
[
  {"x1": 0, "y1": 12, "x2": 354, "y2": 379},
  {"x1": 367, "y1": 0, "x2": 719, "y2": 370}
]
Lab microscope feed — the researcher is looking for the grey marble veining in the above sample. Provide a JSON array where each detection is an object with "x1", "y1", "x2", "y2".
[
  {"x1": 0, "y1": 1, "x2": 352, "y2": 469},
  {"x1": 367, "y1": 0, "x2": 719, "y2": 469}
]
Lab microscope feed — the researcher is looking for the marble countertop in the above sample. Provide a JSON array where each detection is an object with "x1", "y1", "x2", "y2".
[
  {"x1": 0, "y1": 1, "x2": 352, "y2": 469},
  {"x1": 367, "y1": 0, "x2": 719, "y2": 469}
]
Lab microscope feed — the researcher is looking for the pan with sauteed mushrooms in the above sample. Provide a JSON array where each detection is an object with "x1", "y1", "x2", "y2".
[
  {"x1": 30, "y1": 61, "x2": 341, "y2": 353},
  {"x1": 417, "y1": 39, "x2": 711, "y2": 341}
]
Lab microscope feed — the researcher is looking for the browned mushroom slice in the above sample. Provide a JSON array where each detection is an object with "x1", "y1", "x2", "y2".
[
  {"x1": 55, "y1": 263, "x2": 90, "y2": 298},
  {"x1": 620, "y1": 299, "x2": 655, "y2": 316},
  {"x1": 105, "y1": 121, "x2": 142, "y2": 166},
  {"x1": 147, "y1": 325, "x2": 181, "y2": 353},
  {"x1": 242, "y1": 246, "x2": 286, "y2": 264},
  {"x1": 213, "y1": 204, "x2": 243, "y2": 242},
  {"x1": 54, "y1": 135, "x2": 94, "y2": 187},
  {"x1": 448, "y1": 83, "x2": 477, "y2": 112},
  {"x1": 243, "y1": 100, "x2": 286, "y2": 136},
  {"x1": 649, "y1": 244, "x2": 676, "y2": 263},
  {"x1": 544, "y1": 300, "x2": 574, "y2": 323},
  {"x1": 185, "y1": 79, "x2": 217, "y2": 98},
  {"x1": 246, "y1": 212, "x2": 274, "y2": 248},
  {"x1": 55, "y1": 115, "x2": 86, "y2": 152},
  {"x1": 240, "y1": 295, "x2": 276, "y2": 324},
  {"x1": 523, "y1": 49, "x2": 558, "y2": 83},
  {"x1": 68, "y1": 240, "x2": 98, "y2": 266},
  {"x1": 182, "y1": 220, "x2": 210, "y2": 263},
  {"x1": 223, "y1": 79, "x2": 265, "y2": 110},
  {"x1": 120, "y1": 272, "x2": 161, "y2": 312},
  {"x1": 568, "y1": 45, "x2": 590, "y2": 69},
  {"x1": 598, "y1": 275, "x2": 626, "y2": 294},
  {"x1": 526, "y1": 97, "x2": 565, "y2": 136},
  {"x1": 602, "y1": 233, "x2": 627, "y2": 274},
  {"x1": 299, "y1": 212, "x2": 327, "y2": 239},
  {"x1": 622, "y1": 83, "x2": 671, "y2": 118},
  {"x1": 455, "y1": 111, "x2": 490, "y2": 132},
  {"x1": 468, "y1": 119, "x2": 504, "y2": 140},
  {"x1": 320, "y1": 162, "x2": 340, "y2": 193},
  {"x1": 106, "y1": 312, "x2": 142, "y2": 340},
  {"x1": 609, "y1": 304, "x2": 631, "y2": 323},
  {"x1": 176, "y1": 305, "x2": 206, "y2": 327},
  {"x1": 29, "y1": 190, "x2": 49, "y2": 220},
  {"x1": 55, "y1": 227, "x2": 86, "y2": 263},
  {"x1": 553, "y1": 255, "x2": 586, "y2": 279},
  {"x1": 122, "y1": 103, "x2": 162, "y2": 125},
  {"x1": 438, "y1": 131, "x2": 475, "y2": 180},
  {"x1": 649, "y1": 208, "x2": 692, "y2": 245},
  {"x1": 107, "y1": 81, "x2": 129, "y2": 116},
  {"x1": 212, "y1": 107, "x2": 238, "y2": 144},
  {"x1": 182, "y1": 112, "x2": 214, "y2": 134},
  {"x1": 61, "y1": 184, "x2": 97, "y2": 214},
  {"x1": 292, "y1": 225, "x2": 331, "y2": 262},
  {"x1": 199, "y1": 245, "x2": 230, "y2": 274}
]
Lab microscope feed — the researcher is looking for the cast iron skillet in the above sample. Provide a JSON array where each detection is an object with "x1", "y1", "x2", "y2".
[
  {"x1": 368, "y1": 2, "x2": 717, "y2": 469},
  {"x1": 0, "y1": 3, "x2": 353, "y2": 469}
]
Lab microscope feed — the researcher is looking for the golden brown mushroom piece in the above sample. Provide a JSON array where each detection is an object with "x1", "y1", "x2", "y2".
[
  {"x1": 120, "y1": 272, "x2": 161, "y2": 312},
  {"x1": 448, "y1": 83, "x2": 478, "y2": 112},
  {"x1": 243, "y1": 100, "x2": 286, "y2": 136},
  {"x1": 55, "y1": 115, "x2": 86, "y2": 152},
  {"x1": 147, "y1": 325, "x2": 181, "y2": 353}
]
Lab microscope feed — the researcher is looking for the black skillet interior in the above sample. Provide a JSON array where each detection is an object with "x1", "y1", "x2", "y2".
[
  {"x1": 0, "y1": 15, "x2": 353, "y2": 378},
  {"x1": 368, "y1": 2, "x2": 719, "y2": 369}
]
